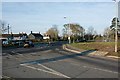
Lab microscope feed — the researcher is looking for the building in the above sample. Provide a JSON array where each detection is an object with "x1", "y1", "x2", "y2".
[
  {"x1": 28, "y1": 31, "x2": 43, "y2": 41},
  {"x1": 19, "y1": 32, "x2": 28, "y2": 40},
  {"x1": 43, "y1": 33, "x2": 50, "y2": 40},
  {"x1": 1, "y1": 32, "x2": 28, "y2": 41},
  {"x1": 2, "y1": 34, "x2": 13, "y2": 40}
]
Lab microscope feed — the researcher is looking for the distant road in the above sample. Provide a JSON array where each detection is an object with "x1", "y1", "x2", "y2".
[{"x1": 2, "y1": 41, "x2": 119, "y2": 78}]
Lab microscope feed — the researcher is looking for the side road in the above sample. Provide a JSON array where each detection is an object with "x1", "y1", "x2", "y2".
[{"x1": 63, "y1": 44, "x2": 120, "y2": 59}]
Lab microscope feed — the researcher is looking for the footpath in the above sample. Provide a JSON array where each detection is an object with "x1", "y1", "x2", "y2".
[{"x1": 63, "y1": 44, "x2": 120, "y2": 59}]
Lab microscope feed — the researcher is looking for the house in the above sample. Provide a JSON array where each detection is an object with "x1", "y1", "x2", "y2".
[
  {"x1": 0, "y1": 37, "x2": 8, "y2": 45},
  {"x1": 19, "y1": 32, "x2": 28, "y2": 40},
  {"x1": 2, "y1": 32, "x2": 28, "y2": 41},
  {"x1": 12, "y1": 34, "x2": 20, "y2": 40},
  {"x1": 43, "y1": 33, "x2": 50, "y2": 40},
  {"x1": 11, "y1": 32, "x2": 28, "y2": 40},
  {"x1": 28, "y1": 31, "x2": 43, "y2": 41},
  {"x1": 2, "y1": 34, "x2": 13, "y2": 40}
]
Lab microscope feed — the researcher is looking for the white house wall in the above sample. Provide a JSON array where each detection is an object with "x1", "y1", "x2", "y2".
[{"x1": 28, "y1": 34, "x2": 35, "y2": 40}]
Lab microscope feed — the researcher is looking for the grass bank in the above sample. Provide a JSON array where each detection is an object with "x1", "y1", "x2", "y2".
[{"x1": 69, "y1": 42, "x2": 120, "y2": 57}]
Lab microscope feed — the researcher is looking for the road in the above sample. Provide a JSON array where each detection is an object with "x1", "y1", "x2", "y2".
[{"x1": 2, "y1": 41, "x2": 119, "y2": 79}]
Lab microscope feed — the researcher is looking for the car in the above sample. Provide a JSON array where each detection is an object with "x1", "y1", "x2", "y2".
[{"x1": 24, "y1": 41, "x2": 34, "y2": 48}]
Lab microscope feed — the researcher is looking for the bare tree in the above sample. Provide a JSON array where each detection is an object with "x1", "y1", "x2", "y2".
[
  {"x1": 87, "y1": 26, "x2": 94, "y2": 35},
  {"x1": 0, "y1": 20, "x2": 8, "y2": 34},
  {"x1": 62, "y1": 28, "x2": 68, "y2": 37},
  {"x1": 63, "y1": 23, "x2": 84, "y2": 36},
  {"x1": 46, "y1": 25, "x2": 59, "y2": 41},
  {"x1": 63, "y1": 23, "x2": 85, "y2": 42},
  {"x1": 103, "y1": 27, "x2": 114, "y2": 42},
  {"x1": 87, "y1": 26, "x2": 96, "y2": 40}
]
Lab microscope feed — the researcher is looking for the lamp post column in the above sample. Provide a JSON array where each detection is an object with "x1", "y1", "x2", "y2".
[
  {"x1": 64, "y1": 17, "x2": 71, "y2": 44},
  {"x1": 115, "y1": 1, "x2": 118, "y2": 52}
]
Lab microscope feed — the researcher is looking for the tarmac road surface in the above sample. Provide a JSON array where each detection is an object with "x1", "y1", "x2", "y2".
[{"x1": 2, "y1": 41, "x2": 119, "y2": 79}]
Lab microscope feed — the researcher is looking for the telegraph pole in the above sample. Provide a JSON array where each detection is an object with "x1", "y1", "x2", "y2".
[
  {"x1": 64, "y1": 17, "x2": 71, "y2": 44},
  {"x1": 7, "y1": 24, "x2": 10, "y2": 34},
  {"x1": 68, "y1": 23, "x2": 71, "y2": 44},
  {"x1": 115, "y1": 0, "x2": 118, "y2": 52}
]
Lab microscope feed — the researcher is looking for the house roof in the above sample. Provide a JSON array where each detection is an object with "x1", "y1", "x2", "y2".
[
  {"x1": 19, "y1": 33, "x2": 28, "y2": 37},
  {"x1": 31, "y1": 33, "x2": 43, "y2": 37},
  {"x1": 2, "y1": 34, "x2": 11, "y2": 38},
  {"x1": 12, "y1": 34, "x2": 20, "y2": 37},
  {"x1": 2, "y1": 33, "x2": 28, "y2": 38}
]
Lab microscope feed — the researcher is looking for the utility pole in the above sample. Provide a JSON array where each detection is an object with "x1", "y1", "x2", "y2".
[
  {"x1": 114, "y1": 0, "x2": 118, "y2": 52},
  {"x1": 68, "y1": 23, "x2": 71, "y2": 44},
  {"x1": 7, "y1": 24, "x2": 10, "y2": 34},
  {"x1": 64, "y1": 16, "x2": 71, "y2": 44}
]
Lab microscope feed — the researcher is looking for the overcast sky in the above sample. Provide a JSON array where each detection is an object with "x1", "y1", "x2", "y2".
[{"x1": 2, "y1": 1, "x2": 119, "y2": 35}]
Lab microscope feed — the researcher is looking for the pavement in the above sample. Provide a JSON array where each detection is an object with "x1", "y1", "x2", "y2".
[
  {"x1": 63, "y1": 44, "x2": 120, "y2": 59},
  {"x1": 2, "y1": 41, "x2": 119, "y2": 79}
]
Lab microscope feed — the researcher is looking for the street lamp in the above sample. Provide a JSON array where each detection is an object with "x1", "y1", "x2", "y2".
[
  {"x1": 114, "y1": 0, "x2": 118, "y2": 52},
  {"x1": 64, "y1": 17, "x2": 71, "y2": 44}
]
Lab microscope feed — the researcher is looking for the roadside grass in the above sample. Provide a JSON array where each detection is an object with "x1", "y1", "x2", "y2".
[{"x1": 69, "y1": 42, "x2": 120, "y2": 57}]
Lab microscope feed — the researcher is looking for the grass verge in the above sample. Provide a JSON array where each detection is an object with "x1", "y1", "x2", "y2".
[{"x1": 69, "y1": 42, "x2": 120, "y2": 57}]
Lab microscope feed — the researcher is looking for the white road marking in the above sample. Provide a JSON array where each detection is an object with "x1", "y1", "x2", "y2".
[
  {"x1": 20, "y1": 64, "x2": 70, "y2": 78},
  {"x1": 2, "y1": 75, "x2": 10, "y2": 78},
  {"x1": 38, "y1": 64, "x2": 70, "y2": 78},
  {"x1": 83, "y1": 66, "x2": 118, "y2": 74},
  {"x1": 7, "y1": 54, "x2": 12, "y2": 57},
  {"x1": 16, "y1": 53, "x2": 23, "y2": 56}
]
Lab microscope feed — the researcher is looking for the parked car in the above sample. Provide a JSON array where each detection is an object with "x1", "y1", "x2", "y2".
[{"x1": 24, "y1": 41, "x2": 34, "y2": 48}]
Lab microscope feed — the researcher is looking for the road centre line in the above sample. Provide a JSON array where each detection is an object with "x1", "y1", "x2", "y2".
[
  {"x1": 20, "y1": 64, "x2": 70, "y2": 78},
  {"x1": 83, "y1": 66, "x2": 118, "y2": 74}
]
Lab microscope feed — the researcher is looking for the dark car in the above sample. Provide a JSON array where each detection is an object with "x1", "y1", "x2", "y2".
[{"x1": 24, "y1": 41, "x2": 34, "y2": 48}]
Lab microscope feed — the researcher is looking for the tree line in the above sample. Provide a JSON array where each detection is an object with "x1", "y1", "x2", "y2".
[
  {"x1": 1, "y1": 17, "x2": 120, "y2": 42},
  {"x1": 45, "y1": 17, "x2": 120, "y2": 42},
  {"x1": 45, "y1": 23, "x2": 97, "y2": 42}
]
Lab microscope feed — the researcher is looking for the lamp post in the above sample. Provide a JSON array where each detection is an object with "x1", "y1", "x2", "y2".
[
  {"x1": 64, "y1": 17, "x2": 71, "y2": 44},
  {"x1": 68, "y1": 23, "x2": 71, "y2": 44},
  {"x1": 114, "y1": 0, "x2": 118, "y2": 52}
]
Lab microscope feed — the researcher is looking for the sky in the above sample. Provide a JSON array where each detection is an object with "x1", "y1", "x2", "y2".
[
  {"x1": 2, "y1": 1, "x2": 118, "y2": 36},
  {"x1": 1, "y1": 0, "x2": 117, "y2": 2}
]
